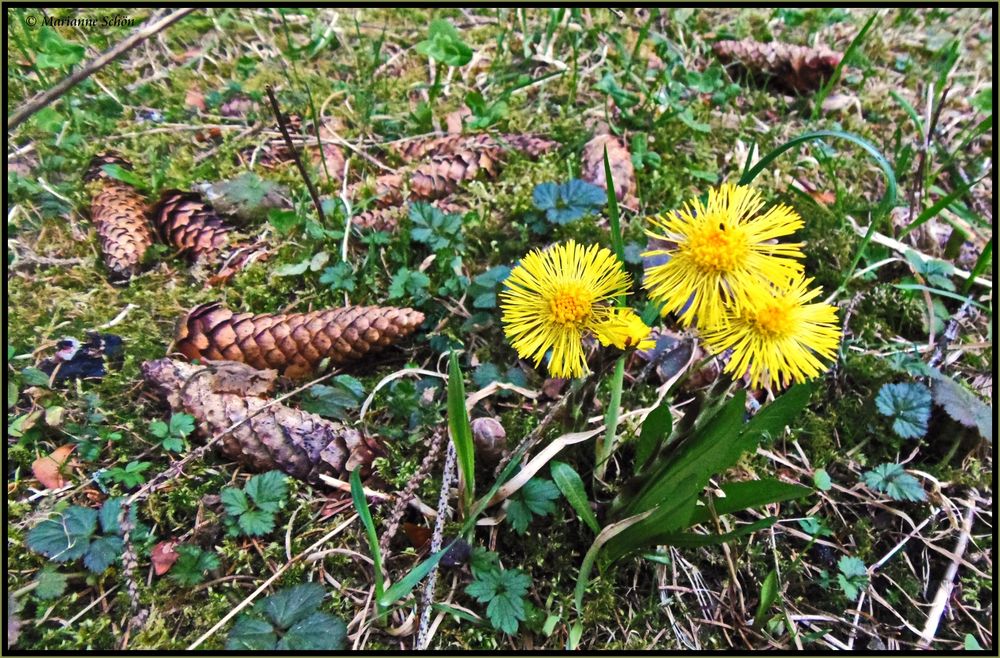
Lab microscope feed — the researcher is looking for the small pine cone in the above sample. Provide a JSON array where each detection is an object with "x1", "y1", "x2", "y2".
[
  {"x1": 152, "y1": 190, "x2": 234, "y2": 262},
  {"x1": 348, "y1": 173, "x2": 406, "y2": 209},
  {"x1": 352, "y1": 197, "x2": 467, "y2": 233},
  {"x1": 174, "y1": 302, "x2": 425, "y2": 379},
  {"x1": 713, "y1": 39, "x2": 843, "y2": 95},
  {"x1": 390, "y1": 133, "x2": 557, "y2": 161},
  {"x1": 85, "y1": 152, "x2": 154, "y2": 282},
  {"x1": 581, "y1": 134, "x2": 637, "y2": 205},
  {"x1": 409, "y1": 149, "x2": 503, "y2": 200},
  {"x1": 142, "y1": 358, "x2": 383, "y2": 482}
]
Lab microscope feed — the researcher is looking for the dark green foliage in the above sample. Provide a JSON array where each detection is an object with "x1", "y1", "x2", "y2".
[
  {"x1": 296, "y1": 375, "x2": 365, "y2": 421},
  {"x1": 875, "y1": 382, "x2": 932, "y2": 439},
  {"x1": 506, "y1": 477, "x2": 561, "y2": 534},
  {"x1": 465, "y1": 557, "x2": 532, "y2": 635},
  {"x1": 532, "y1": 180, "x2": 606, "y2": 224},
  {"x1": 862, "y1": 463, "x2": 926, "y2": 502},
  {"x1": 221, "y1": 471, "x2": 289, "y2": 537},
  {"x1": 26, "y1": 497, "x2": 137, "y2": 574},
  {"x1": 836, "y1": 556, "x2": 868, "y2": 601},
  {"x1": 226, "y1": 583, "x2": 346, "y2": 650},
  {"x1": 169, "y1": 545, "x2": 221, "y2": 586},
  {"x1": 149, "y1": 412, "x2": 196, "y2": 453}
]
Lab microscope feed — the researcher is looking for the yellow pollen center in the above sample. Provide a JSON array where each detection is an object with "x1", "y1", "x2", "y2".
[
  {"x1": 549, "y1": 285, "x2": 592, "y2": 325},
  {"x1": 686, "y1": 223, "x2": 748, "y2": 272},
  {"x1": 751, "y1": 301, "x2": 794, "y2": 337}
]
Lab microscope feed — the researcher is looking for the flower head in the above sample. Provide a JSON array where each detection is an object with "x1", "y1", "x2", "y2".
[
  {"x1": 642, "y1": 183, "x2": 805, "y2": 328},
  {"x1": 593, "y1": 308, "x2": 656, "y2": 351},
  {"x1": 700, "y1": 276, "x2": 841, "y2": 388},
  {"x1": 500, "y1": 240, "x2": 648, "y2": 378}
]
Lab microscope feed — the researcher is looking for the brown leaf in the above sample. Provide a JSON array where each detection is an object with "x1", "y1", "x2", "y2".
[
  {"x1": 151, "y1": 540, "x2": 180, "y2": 576},
  {"x1": 32, "y1": 444, "x2": 76, "y2": 490},
  {"x1": 445, "y1": 107, "x2": 472, "y2": 134},
  {"x1": 185, "y1": 87, "x2": 206, "y2": 112},
  {"x1": 402, "y1": 522, "x2": 432, "y2": 550},
  {"x1": 581, "y1": 134, "x2": 638, "y2": 207}
]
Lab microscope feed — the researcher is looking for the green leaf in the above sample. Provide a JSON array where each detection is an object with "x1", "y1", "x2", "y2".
[
  {"x1": 753, "y1": 569, "x2": 780, "y2": 629},
  {"x1": 238, "y1": 509, "x2": 276, "y2": 536},
  {"x1": 32, "y1": 107, "x2": 65, "y2": 132},
  {"x1": 964, "y1": 634, "x2": 984, "y2": 651},
  {"x1": 448, "y1": 352, "x2": 476, "y2": 509},
  {"x1": 836, "y1": 556, "x2": 868, "y2": 601},
  {"x1": 226, "y1": 615, "x2": 277, "y2": 650},
  {"x1": 688, "y1": 480, "x2": 812, "y2": 526},
  {"x1": 260, "y1": 582, "x2": 325, "y2": 629},
  {"x1": 100, "y1": 164, "x2": 144, "y2": 189},
  {"x1": 27, "y1": 506, "x2": 97, "y2": 562},
  {"x1": 21, "y1": 367, "x2": 51, "y2": 388},
  {"x1": 149, "y1": 420, "x2": 169, "y2": 439},
  {"x1": 278, "y1": 611, "x2": 347, "y2": 650},
  {"x1": 416, "y1": 19, "x2": 473, "y2": 66},
  {"x1": 169, "y1": 545, "x2": 221, "y2": 586},
  {"x1": 506, "y1": 478, "x2": 560, "y2": 534},
  {"x1": 875, "y1": 382, "x2": 932, "y2": 439},
  {"x1": 98, "y1": 497, "x2": 124, "y2": 535},
  {"x1": 267, "y1": 209, "x2": 303, "y2": 234},
  {"x1": 297, "y1": 376, "x2": 364, "y2": 420},
  {"x1": 34, "y1": 568, "x2": 68, "y2": 600},
  {"x1": 798, "y1": 516, "x2": 834, "y2": 538},
  {"x1": 318, "y1": 262, "x2": 356, "y2": 293},
  {"x1": 532, "y1": 180, "x2": 606, "y2": 224},
  {"x1": 83, "y1": 536, "x2": 123, "y2": 573},
  {"x1": 350, "y1": 468, "x2": 385, "y2": 608},
  {"x1": 931, "y1": 374, "x2": 992, "y2": 442},
  {"x1": 602, "y1": 476, "x2": 699, "y2": 565},
  {"x1": 813, "y1": 468, "x2": 833, "y2": 491},
  {"x1": 862, "y1": 463, "x2": 926, "y2": 502},
  {"x1": 465, "y1": 568, "x2": 530, "y2": 635},
  {"x1": 550, "y1": 461, "x2": 600, "y2": 534},
  {"x1": 244, "y1": 471, "x2": 288, "y2": 513},
  {"x1": 35, "y1": 27, "x2": 85, "y2": 68},
  {"x1": 220, "y1": 487, "x2": 251, "y2": 516},
  {"x1": 388, "y1": 267, "x2": 431, "y2": 303},
  {"x1": 635, "y1": 402, "x2": 672, "y2": 470}
]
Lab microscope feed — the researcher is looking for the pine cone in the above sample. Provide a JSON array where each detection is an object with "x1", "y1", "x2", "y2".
[
  {"x1": 352, "y1": 197, "x2": 467, "y2": 233},
  {"x1": 581, "y1": 134, "x2": 638, "y2": 206},
  {"x1": 152, "y1": 190, "x2": 234, "y2": 262},
  {"x1": 713, "y1": 39, "x2": 843, "y2": 95},
  {"x1": 409, "y1": 149, "x2": 503, "y2": 200},
  {"x1": 390, "y1": 133, "x2": 558, "y2": 161},
  {"x1": 142, "y1": 358, "x2": 382, "y2": 482},
  {"x1": 174, "y1": 302, "x2": 425, "y2": 379},
  {"x1": 85, "y1": 152, "x2": 154, "y2": 282}
]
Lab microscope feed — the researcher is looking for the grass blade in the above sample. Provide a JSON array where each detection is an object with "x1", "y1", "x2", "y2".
[
  {"x1": 447, "y1": 351, "x2": 475, "y2": 512},
  {"x1": 753, "y1": 569, "x2": 780, "y2": 629},
  {"x1": 551, "y1": 460, "x2": 600, "y2": 534},
  {"x1": 350, "y1": 468, "x2": 385, "y2": 617},
  {"x1": 811, "y1": 13, "x2": 877, "y2": 120}
]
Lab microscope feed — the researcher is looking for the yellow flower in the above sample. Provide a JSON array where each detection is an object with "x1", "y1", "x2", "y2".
[
  {"x1": 699, "y1": 277, "x2": 842, "y2": 388},
  {"x1": 642, "y1": 183, "x2": 805, "y2": 328},
  {"x1": 500, "y1": 240, "x2": 644, "y2": 378},
  {"x1": 593, "y1": 309, "x2": 656, "y2": 351}
]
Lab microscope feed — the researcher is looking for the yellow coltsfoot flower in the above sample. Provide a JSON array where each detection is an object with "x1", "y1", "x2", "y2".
[
  {"x1": 500, "y1": 240, "x2": 648, "y2": 378},
  {"x1": 593, "y1": 308, "x2": 656, "y2": 351},
  {"x1": 699, "y1": 276, "x2": 842, "y2": 389},
  {"x1": 642, "y1": 183, "x2": 805, "y2": 328}
]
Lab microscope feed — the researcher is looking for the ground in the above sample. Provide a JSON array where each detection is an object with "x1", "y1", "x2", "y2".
[{"x1": 6, "y1": 6, "x2": 994, "y2": 652}]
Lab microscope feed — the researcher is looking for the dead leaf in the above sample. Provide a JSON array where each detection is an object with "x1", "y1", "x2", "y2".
[
  {"x1": 31, "y1": 444, "x2": 76, "y2": 489},
  {"x1": 581, "y1": 134, "x2": 638, "y2": 207},
  {"x1": 445, "y1": 107, "x2": 472, "y2": 134},
  {"x1": 185, "y1": 87, "x2": 206, "y2": 112},
  {"x1": 151, "y1": 541, "x2": 180, "y2": 576},
  {"x1": 403, "y1": 522, "x2": 432, "y2": 550}
]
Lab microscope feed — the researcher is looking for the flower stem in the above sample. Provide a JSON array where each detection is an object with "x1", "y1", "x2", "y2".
[{"x1": 596, "y1": 355, "x2": 626, "y2": 484}]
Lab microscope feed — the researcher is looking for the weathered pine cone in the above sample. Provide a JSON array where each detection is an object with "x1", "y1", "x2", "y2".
[
  {"x1": 390, "y1": 133, "x2": 558, "y2": 162},
  {"x1": 712, "y1": 39, "x2": 843, "y2": 95},
  {"x1": 142, "y1": 358, "x2": 382, "y2": 482},
  {"x1": 352, "y1": 197, "x2": 468, "y2": 233},
  {"x1": 152, "y1": 190, "x2": 234, "y2": 262},
  {"x1": 85, "y1": 152, "x2": 154, "y2": 282},
  {"x1": 174, "y1": 302, "x2": 425, "y2": 379}
]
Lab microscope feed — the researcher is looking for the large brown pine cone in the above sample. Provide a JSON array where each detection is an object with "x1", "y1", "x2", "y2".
[
  {"x1": 85, "y1": 152, "x2": 154, "y2": 282},
  {"x1": 352, "y1": 197, "x2": 467, "y2": 233},
  {"x1": 142, "y1": 358, "x2": 382, "y2": 482},
  {"x1": 712, "y1": 39, "x2": 843, "y2": 95},
  {"x1": 152, "y1": 190, "x2": 234, "y2": 262},
  {"x1": 409, "y1": 149, "x2": 503, "y2": 200},
  {"x1": 174, "y1": 302, "x2": 425, "y2": 379}
]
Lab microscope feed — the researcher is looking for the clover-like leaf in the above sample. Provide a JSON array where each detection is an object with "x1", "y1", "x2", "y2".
[
  {"x1": 862, "y1": 463, "x2": 926, "y2": 502},
  {"x1": 26, "y1": 506, "x2": 97, "y2": 563},
  {"x1": 244, "y1": 471, "x2": 288, "y2": 513},
  {"x1": 277, "y1": 611, "x2": 346, "y2": 650},
  {"x1": 875, "y1": 382, "x2": 931, "y2": 439},
  {"x1": 83, "y1": 536, "x2": 124, "y2": 573},
  {"x1": 226, "y1": 615, "x2": 277, "y2": 650},
  {"x1": 259, "y1": 582, "x2": 326, "y2": 629}
]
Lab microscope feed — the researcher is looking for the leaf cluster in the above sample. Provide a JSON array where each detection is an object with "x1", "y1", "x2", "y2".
[
  {"x1": 26, "y1": 497, "x2": 140, "y2": 574},
  {"x1": 221, "y1": 471, "x2": 289, "y2": 537},
  {"x1": 226, "y1": 583, "x2": 347, "y2": 650}
]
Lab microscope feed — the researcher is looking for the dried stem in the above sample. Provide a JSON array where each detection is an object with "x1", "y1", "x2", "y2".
[{"x1": 264, "y1": 85, "x2": 328, "y2": 226}]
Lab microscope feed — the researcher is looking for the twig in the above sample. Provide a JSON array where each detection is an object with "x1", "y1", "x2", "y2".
[
  {"x1": 8, "y1": 9, "x2": 197, "y2": 130},
  {"x1": 264, "y1": 85, "x2": 327, "y2": 226},
  {"x1": 918, "y1": 497, "x2": 977, "y2": 648},
  {"x1": 416, "y1": 441, "x2": 457, "y2": 650}
]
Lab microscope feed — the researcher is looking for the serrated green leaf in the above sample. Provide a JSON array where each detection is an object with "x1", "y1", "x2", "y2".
[
  {"x1": 931, "y1": 374, "x2": 992, "y2": 442},
  {"x1": 98, "y1": 497, "x2": 124, "y2": 535},
  {"x1": 875, "y1": 382, "x2": 932, "y2": 439},
  {"x1": 277, "y1": 611, "x2": 346, "y2": 649},
  {"x1": 169, "y1": 545, "x2": 221, "y2": 586},
  {"x1": 259, "y1": 582, "x2": 325, "y2": 629},
  {"x1": 167, "y1": 413, "x2": 195, "y2": 438},
  {"x1": 83, "y1": 536, "x2": 123, "y2": 573},
  {"x1": 220, "y1": 487, "x2": 251, "y2": 516},
  {"x1": 245, "y1": 471, "x2": 287, "y2": 513},
  {"x1": 506, "y1": 478, "x2": 560, "y2": 534},
  {"x1": 34, "y1": 568, "x2": 68, "y2": 600},
  {"x1": 149, "y1": 420, "x2": 169, "y2": 439},
  {"x1": 836, "y1": 556, "x2": 868, "y2": 601},
  {"x1": 27, "y1": 507, "x2": 97, "y2": 562},
  {"x1": 465, "y1": 568, "x2": 530, "y2": 635},
  {"x1": 226, "y1": 615, "x2": 277, "y2": 650},
  {"x1": 238, "y1": 509, "x2": 276, "y2": 536},
  {"x1": 862, "y1": 463, "x2": 926, "y2": 502}
]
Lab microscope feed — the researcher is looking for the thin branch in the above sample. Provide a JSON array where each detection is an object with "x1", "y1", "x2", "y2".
[
  {"x1": 264, "y1": 85, "x2": 327, "y2": 225},
  {"x1": 8, "y1": 9, "x2": 197, "y2": 130}
]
